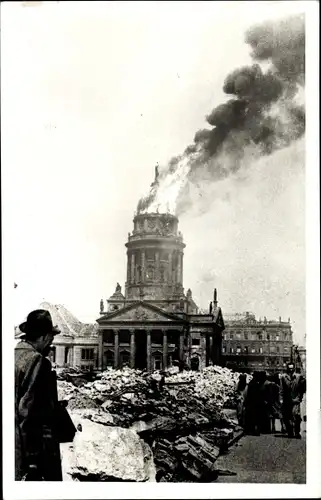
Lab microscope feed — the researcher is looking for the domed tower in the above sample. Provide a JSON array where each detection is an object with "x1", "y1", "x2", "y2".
[{"x1": 125, "y1": 212, "x2": 185, "y2": 303}]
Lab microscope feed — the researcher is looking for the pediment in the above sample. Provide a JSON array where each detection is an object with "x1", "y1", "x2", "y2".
[{"x1": 98, "y1": 301, "x2": 185, "y2": 324}]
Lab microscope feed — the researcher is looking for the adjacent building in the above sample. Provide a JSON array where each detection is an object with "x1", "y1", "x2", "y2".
[
  {"x1": 15, "y1": 302, "x2": 99, "y2": 371},
  {"x1": 221, "y1": 312, "x2": 294, "y2": 373}
]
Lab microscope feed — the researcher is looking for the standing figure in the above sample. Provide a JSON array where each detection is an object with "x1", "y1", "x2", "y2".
[
  {"x1": 243, "y1": 371, "x2": 263, "y2": 435},
  {"x1": 280, "y1": 363, "x2": 306, "y2": 438},
  {"x1": 263, "y1": 373, "x2": 283, "y2": 434},
  {"x1": 235, "y1": 373, "x2": 248, "y2": 427},
  {"x1": 15, "y1": 310, "x2": 63, "y2": 480},
  {"x1": 258, "y1": 371, "x2": 271, "y2": 433}
]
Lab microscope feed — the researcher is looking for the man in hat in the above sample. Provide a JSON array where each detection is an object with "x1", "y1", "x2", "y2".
[
  {"x1": 15, "y1": 309, "x2": 62, "y2": 480},
  {"x1": 280, "y1": 362, "x2": 306, "y2": 438}
]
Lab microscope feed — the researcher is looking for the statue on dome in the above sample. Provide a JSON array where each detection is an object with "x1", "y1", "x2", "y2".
[
  {"x1": 115, "y1": 282, "x2": 121, "y2": 293},
  {"x1": 100, "y1": 299, "x2": 104, "y2": 313},
  {"x1": 155, "y1": 163, "x2": 159, "y2": 183}
]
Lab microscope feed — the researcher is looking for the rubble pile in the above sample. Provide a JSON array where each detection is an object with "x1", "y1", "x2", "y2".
[{"x1": 58, "y1": 365, "x2": 246, "y2": 482}]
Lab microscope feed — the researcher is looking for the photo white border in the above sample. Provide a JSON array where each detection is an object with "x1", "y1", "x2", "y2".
[{"x1": 2, "y1": 1, "x2": 320, "y2": 498}]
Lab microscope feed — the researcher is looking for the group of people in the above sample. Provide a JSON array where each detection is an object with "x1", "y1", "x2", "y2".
[{"x1": 236, "y1": 363, "x2": 306, "y2": 438}]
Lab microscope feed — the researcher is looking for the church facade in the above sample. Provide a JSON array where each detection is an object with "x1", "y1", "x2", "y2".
[{"x1": 97, "y1": 212, "x2": 225, "y2": 372}]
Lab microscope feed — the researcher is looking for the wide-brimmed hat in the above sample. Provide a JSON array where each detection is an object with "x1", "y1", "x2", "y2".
[{"x1": 19, "y1": 309, "x2": 61, "y2": 339}]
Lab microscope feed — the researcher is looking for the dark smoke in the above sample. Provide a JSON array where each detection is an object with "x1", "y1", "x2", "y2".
[{"x1": 137, "y1": 14, "x2": 305, "y2": 214}]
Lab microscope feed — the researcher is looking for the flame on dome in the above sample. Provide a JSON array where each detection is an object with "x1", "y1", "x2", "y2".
[{"x1": 137, "y1": 150, "x2": 199, "y2": 215}]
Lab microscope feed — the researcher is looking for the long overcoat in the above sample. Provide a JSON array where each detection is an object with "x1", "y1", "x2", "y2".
[{"x1": 15, "y1": 340, "x2": 62, "y2": 481}]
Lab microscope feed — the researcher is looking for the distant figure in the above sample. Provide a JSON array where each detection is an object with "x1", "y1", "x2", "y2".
[
  {"x1": 280, "y1": 363, "x2": 306, "y2": 438},
  {"x1": 209, "y1": 302, "x2": 213, "y2": 314},
  {"x1": 100, "y1": 299, "x2": 104, "y2": 313},
  {"x1": 261, "y1": 373, "x2": 280, "y2": 434},
  {"x1": 116, "y1": 282, "x2": 121, "y2": 293},
  {"x1": 235, "y1": 373, "x2": 248, "y2": 427}
]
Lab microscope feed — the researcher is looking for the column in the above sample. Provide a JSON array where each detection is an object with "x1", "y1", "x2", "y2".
[
  {"x1": 205, "y1": 334, "x2": 210, "y2": 367},
  {"x1": 162, "y1": 330, "x2": 168, "y2": 370},
  {"x1": 168, "y1": 252, "x2": 173, "y2": 283},
  {"x1": 180, "y1": 253, "x2": 184, "y2": 284},
  {"x1": 155, "y1": 251, "x2": 160, "y2": 280},
  {"x1": 179, "y1": 331, "x2": 184, "y2": 362},
  {"x1": 177, "y1": 252, "x2": 182, "y2": 284},
  {"x1": 98, "y1": 330, "x2": 104, "y2": 371},
  {"x1": 141, "y1": 250, "x2": 145, "y2": 282},
  {"x1": 200, "y1": 333, "x2": 207, "y2": 371},
  {"x1": 131, "y1": 253, "x2": 135, "y2": 283},
  {"x1": 147, "y1": 330, "x2": 152, "y2": 372},
  {"x1": 130, "y1": 329, "x2": 135, "y2": 369},
  {"x1": 114, "y1": 329, "x2": 119, "y2": 369}
]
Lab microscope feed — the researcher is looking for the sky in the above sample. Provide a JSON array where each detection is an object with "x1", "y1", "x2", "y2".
[{"x1": 1, "y1": 0, "x2": 311, "y2": 345}]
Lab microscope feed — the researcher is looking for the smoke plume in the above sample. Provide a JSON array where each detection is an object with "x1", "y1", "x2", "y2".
[{"x1": 137, "y1": 14, "x2": 305, "y2": 215}]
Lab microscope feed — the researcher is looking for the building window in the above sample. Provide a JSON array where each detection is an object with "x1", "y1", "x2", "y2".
[
  {"x1": 64, "y1": 347, "x2": 70, "y2": 364},
  {"x1": 222, "y1": 346, "x2": 226, "y2": 353},
  {"x1": 259, "y1": 347, "x2": 263, "y2": 354},
  {"x1": 276, "y1": 346, "x2": 280, "y2": 353},
  {"x1": 258, "y1": 332, "x2": 263, "y2": 340},
  {"x1": 266, "y1": 333, "x2": 270, "y2": 341},
  {"x1": 230, "y1": 347, "x2": 234, "y2": 354},
  {"x1": 244, "y1": 346, "x2": 248, "y2": 354},
  {"x1": 270, "y1": 346, "x2": 276, "y2": 353},
  {"x1": 236, "y1": 346, "x2": 242, "y2": 354},
  {"x1": 244, "y1": 332, "x2": 248, "y2": 340},
  {"x1": 284, "y1": 347, "x2": 288, "y2": 353},
  {"x1": 81, "y1": 348, "x2": 94, "y2": 361},
  {"x1": 192, "y1": 338, "x2": 200, "y2": 345},
  {"x1": 251, "y1": 346, "x2": 256, "y2": 353},
  {"x1": 276, "y1": 335, "x2": 280, "y2": 341},
  {"x1": 230, "y1": 333, "x2": 234, "y2": 340},
  {"x1": 236, "y1": 332, "x2": 241, "y2": 340},
  {"x1": 153, "y1": 354, "x2": 162, "y2": 371}
]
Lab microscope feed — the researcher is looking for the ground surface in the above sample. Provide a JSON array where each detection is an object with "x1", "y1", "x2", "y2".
[{"x1": 214, "y1": 419, "x2": 306, "y2": 483}]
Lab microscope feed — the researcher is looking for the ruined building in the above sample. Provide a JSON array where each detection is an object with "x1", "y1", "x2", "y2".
[{"x1": 97, "y1": 212, "x2": 225, "y2": 372}]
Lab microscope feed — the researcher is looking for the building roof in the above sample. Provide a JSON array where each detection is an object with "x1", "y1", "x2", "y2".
[{"x1": 15, "y1": 301, "x2": 98, "y2": 338}]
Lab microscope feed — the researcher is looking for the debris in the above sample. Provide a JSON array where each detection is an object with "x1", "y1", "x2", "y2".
[{"x1": 61, "y1": 413, "x2": 156, "y2": 482}]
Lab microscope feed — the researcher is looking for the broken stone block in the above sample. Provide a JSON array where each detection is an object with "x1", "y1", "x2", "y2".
[{"x1": 61, "y1": 413, "x2": 156, "y2": 482}]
